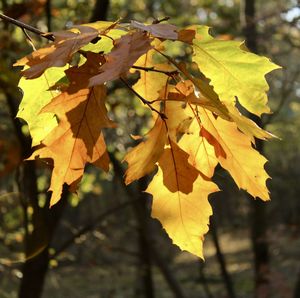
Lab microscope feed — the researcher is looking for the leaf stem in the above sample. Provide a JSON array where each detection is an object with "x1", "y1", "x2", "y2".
[
  {"x1": 120, "y1": 77, "x2": 167, "y2": 119},
  {"x1": 131, "y1": 65, "x2": 178, "y2": 76},
  {"x1": 0, "y1": 13, "x2": 54, "y2": 41}
]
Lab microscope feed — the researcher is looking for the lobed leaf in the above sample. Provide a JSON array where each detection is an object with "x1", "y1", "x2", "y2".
[
  {"x1": 17, "y1": 66, "x2": 67, "y2": 146},
  {"x1": 192, "y1": 26, "x2": 280, "y2": 116}
]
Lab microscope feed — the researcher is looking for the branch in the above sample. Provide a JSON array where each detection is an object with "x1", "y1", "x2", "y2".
[
  {"x1": 120, "y1": 77, "x2": 167, "y2": 119},
  {"x1": 131, "y1": 65, "x2": 178, "y2": 76},
  {"x1": 0, "y1": 13, "x2": 54, "y2": 41},
  {"x1": 50, "y1": 198, "x2": 139, "y2": 259}
]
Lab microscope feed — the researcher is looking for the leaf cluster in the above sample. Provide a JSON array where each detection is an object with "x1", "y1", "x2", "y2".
[{"x1": 15, "y1": 19, "x2": 279, "y2": 258}]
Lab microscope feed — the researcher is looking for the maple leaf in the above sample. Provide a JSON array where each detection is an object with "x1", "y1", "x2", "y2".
[
  {"x1": 199, "y1": 108, "x2": 270, "y2": 200},
  {"x1": 89, "y1": 31, "x2": 153, "y2": 87},
  {"x1": 147, "y1": 141, "x2": 219, "y2": 258},
  {"x1": 123, "y1": 117, "x2": 167, "y2": 185},
  {"x1": 192, "y1": 26, "x2": 280, "y2": 116},
  {"x1": 17, "y1": 66, "x2": 67, "y2": 146},
  {"x1": 14, "y1": 25, "x2": 111, "y2": 79},
  {"x1": 30, "y1": 54, "x2": 115, "y2": 206},
  {"x1": 131, "y1": 20, "x2": 178, "y2": 40}
]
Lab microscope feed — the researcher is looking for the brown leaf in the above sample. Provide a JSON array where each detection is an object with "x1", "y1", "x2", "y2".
[
  {"x1": 14, "y1": 25, "x2": 107, "y2": 79},
  {"x1": 178, "y1": 28, "x2": 196, "y2": 44},
  {"x1": 124, "y1": 117, "x2": 167, "y2": 185},
  {"x1": 131, "y1": 21, "x2": 178, "y2": 40},
  {"x1": 30, "y1": 54, "x2": 115, "y2": 206},
  {"x1": 89, "y1": 31, "x2": 153, "y2": 87}
]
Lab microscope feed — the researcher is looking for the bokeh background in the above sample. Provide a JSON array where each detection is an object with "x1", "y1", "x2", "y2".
[{"x1": 0, "y1": 0, "x2": 300, "y2": 297}]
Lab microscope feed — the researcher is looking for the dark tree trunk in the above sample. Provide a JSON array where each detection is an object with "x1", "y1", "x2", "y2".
[
  {"x1": 18, "y1": 187, "x2": 67, "y2": 298},
  {"x1": 294, "y1": 269, "x2": 300, "y2": 298},
  {"x1": 211, "y1": 219, "x2": 236, "y2": 298},
  {"x1": 134, "y1": 178, "x2": 155, "y2": 298},
  {"x1": 242, "y1": 0, "x2": 270, "y2": 297},
  {"x1": 90, "y1": 0, "x2": 110, "y2": 22},
  {"x1": 5, "y1": 91, "x2": 67, "y2": 298}
]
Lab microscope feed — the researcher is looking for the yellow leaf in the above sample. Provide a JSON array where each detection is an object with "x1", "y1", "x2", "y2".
[
  {"x1": 165, "y1": 101, "x2": 192, "y2": 141},
  {"x1": 179, "y1": 120, "x2": 218, "y2": 178},
  {"x1": 132, "y1": 39, "x2": 173, "y2": 102},
  {"x1": 123, "y1": 117, "x2": 167, "y2": 185},
  {"x1": 17, "y1": 66, "x2": 67, "y2": 146},
  {"x1": 147, "y1": 166, "x2": 219, "y2": 258},
  {"x1": 200, "y1": 108, "x2": 270, "y2": 200},
  {"x1": 192, "y1": 26, "x2": 280, "y2": 116}
]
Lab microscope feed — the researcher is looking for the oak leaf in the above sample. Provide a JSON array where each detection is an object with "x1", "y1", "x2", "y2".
[
  {"x1": 131, "y1": 20, "x2": 178, "y2": 40},
  {"x1": 123, "y1": 117, "x2": 167, "y2": 185},
  {"x1": 178, "y1": 120, "x2": 218, "y2": 178},
  {"x1": 147, "y1": 141, "x2": 219, "y2": 257},
  {"x1": 200, "y1": 108, "x2": 270, "y2": 200},
  {"x1": 132, "y1": 39, "x2": 173, "y2": 102},
  {"x1": 30, "y1": 54, "x2": 115, "y2": 206},
  {"x1": 17, "y1": 66, "x2": 67, "y2": 146},
  {"x1": 14, "y1": 25, "x2": 106, "y2": 79},
  {"x1": 192, "y1": 26, "x2": 280, "y2": 116},
  {"x1": 89, "y1": 31, "x2": 153, "y2": 87}
]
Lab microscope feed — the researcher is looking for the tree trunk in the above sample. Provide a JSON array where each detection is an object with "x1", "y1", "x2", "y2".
[
  {"x1": 18, "y1": 187, "x2": 67, "y2": 298},
  {"x1": 242, "y1": 1, "x2": 270, "y2": 297},
  {"x1": 90, "y1": 0, "x2": 110, "y2": 22},
  {"x1": 134, "y1": 178, "x2": 155, "y2": 298},
  {"x1": 5, "y1": 90, "x2": 68, "y2": 298}
]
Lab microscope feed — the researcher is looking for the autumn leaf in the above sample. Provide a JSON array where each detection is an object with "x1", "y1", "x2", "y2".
[
  {"x1": 123, "y1": 117, "x2": 167, "y2": 185},
  {"x1": 17, "y1": 66, "x2": 67, "y2": 146},
  {"x1": 178, "y1": 120, "x2": 218, "y2": 178},
  {"x1": 147, "y1": 141, "x2": 219, "y2": 257},
  {"x1": 81, "y1": 29, "x2": 127, "y2": 54},
  {"x1": 131, "y1": 20, "x2": 178, "y2": 40},
  {"x1": 89, "y1": 31, "x2": 153, "y2": 87},
  {"x1": 228, "y1": 106, "x2": 275, "y2": 141},
  {"x1": 192, "y1": 26, "x2": 280, "y2": 116},
  {"x1": 14, "y1": 25, "x2": 110, "y2": 79},
  {"x1": 199, "y1": 108, "x2": 270, "y2": 200},
  {"x1": 168, "y1": 78, "x2": 274, "y2": 141},
  {"x1": 30, "y1": 54, "x2": 115, "y2": 206},
  {"x1": 132, "y1": 39, "x2": 173, "y2": 102}
]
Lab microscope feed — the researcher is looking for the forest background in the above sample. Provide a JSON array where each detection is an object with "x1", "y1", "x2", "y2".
[{"x1": 0, "y1": 0, "x2": 300, "y2": 297}]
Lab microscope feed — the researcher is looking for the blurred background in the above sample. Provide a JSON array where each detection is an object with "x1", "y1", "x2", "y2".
[{"x1": 0, "y1": 0, "x2": 300, "y2": 297}]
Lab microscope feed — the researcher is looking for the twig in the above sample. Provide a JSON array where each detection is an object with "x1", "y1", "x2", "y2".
[
  {"x1": 132, "y1": 65, "x2": 178, "y2": 76},
  {"x1": 0, "y1": 13, "x2": 54, "y2": 41},
  {"x1": 152, "y1": 16, "x2": 170, "y2": 24},
  {"x1": 120, "y1": 77, "x2": 167, "y2": 119},
  {"x1": 51, "y1": 199, "x2": 139, "y2": 259}
]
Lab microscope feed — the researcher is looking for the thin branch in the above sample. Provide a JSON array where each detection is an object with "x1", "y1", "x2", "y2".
[
  {"x1": 50, "y1": 199, "x2": 139, "y2": 259},
  {"x1": 120, "y1": 77, "x2": 167, "y2": 119},
  {"x1": 152, "y1": 16, "x2": 170, "y2": 24},
  {"x1": 0, "y1": 13, "x2": 54, "y2": 41},
  {"x1": 132, "y1": 65, "x2": 178, "y2": 76},
  {"x1": 45, "y1": 0, "x2": 52, "y2": 32}
]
